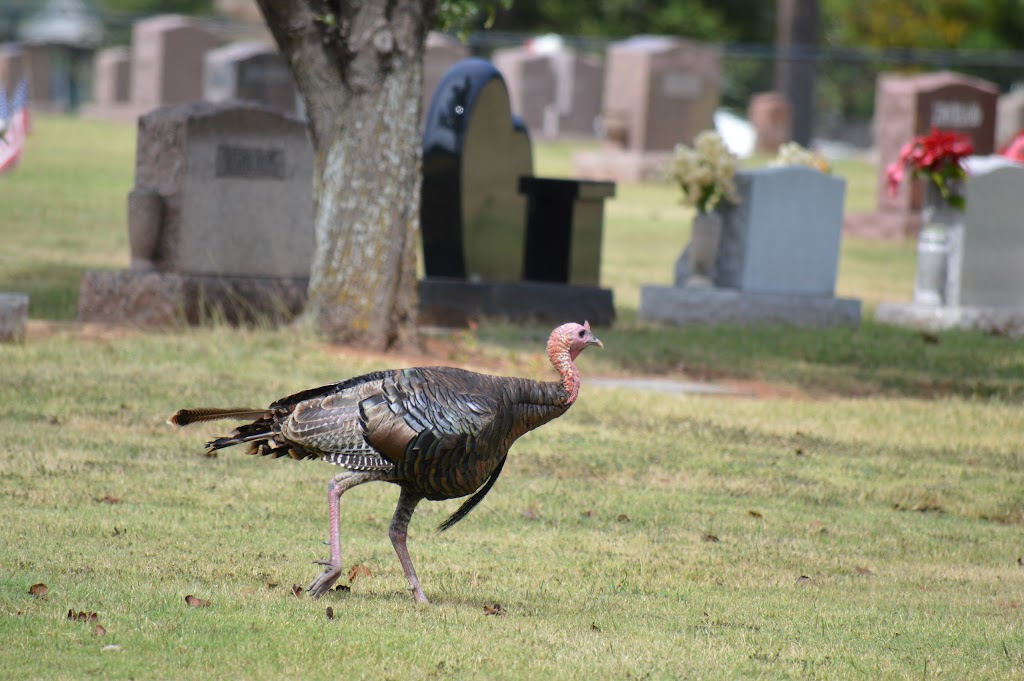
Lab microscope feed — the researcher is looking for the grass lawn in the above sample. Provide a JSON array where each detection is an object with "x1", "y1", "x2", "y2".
[{"x1": 1, "y1": 115, "x2": 1023, "y2": 679}]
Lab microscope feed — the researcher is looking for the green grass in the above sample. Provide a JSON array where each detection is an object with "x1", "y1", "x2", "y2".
[
  {"x1": 2, "y1": 115, "x2": 1024, "y2": 679},
  {"x1": 0, "y1": 116, "x2": 134, "y2": 318},
  {"x1": 3, "y1": 327, "x2": 1024, "y2": 679}
]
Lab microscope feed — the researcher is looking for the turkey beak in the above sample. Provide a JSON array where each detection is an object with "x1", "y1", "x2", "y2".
[{"x1": 588, "y1": 333, "x2": 603, "y2": 349}]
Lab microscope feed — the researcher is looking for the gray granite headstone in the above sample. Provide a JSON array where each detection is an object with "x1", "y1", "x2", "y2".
[
  {"x1": 0, "y1": 293, "x2": 28, "y2": 342},
  {"x1": 203, "y1": 41, "x2": 299, "y2": 115},
  {"x1": 676, "y1": 166, "x2": 846, "y2": 297},
  {"x1": 132, "y1": 100, "x2": 314, "y2": 278},
  {"x1": 602, "y1": 35, "x2": 721, "y2": 152},
  {"x1": 996, "y1": 89, "x2": 1024, "y2": 149},
  {"x1": 955, "y1": 159, "x2": 1024, "y2": 307},
  {"x1": 93, "y1": 46, "x2": 130, "y2": 105},
  {"x1": 131, "y1": 14, "x2": 221, "y2": 112},
  {"x1": 492, "y1": 46, "x2": 601, "y2": 140}
]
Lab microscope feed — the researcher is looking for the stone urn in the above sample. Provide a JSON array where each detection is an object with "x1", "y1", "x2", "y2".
[
  {"x1": 685, "y1": 211, "x2": 722, "y2": 288},
  {"x1": 913, "y1": 180, "x2": 964, "y2": 306}
]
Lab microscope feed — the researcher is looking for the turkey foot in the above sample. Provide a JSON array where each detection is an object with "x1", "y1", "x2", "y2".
[{"x1": 307, "y1": 564, "x2": 343, "y2": 597}]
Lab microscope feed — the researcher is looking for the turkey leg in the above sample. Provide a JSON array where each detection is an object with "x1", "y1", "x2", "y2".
[
  {"x1": 389, "y1": 487, "x2": 427, "y2": 604},
  {"x1": 308, "y1": 471, "x2": 377, "y2": 598}
]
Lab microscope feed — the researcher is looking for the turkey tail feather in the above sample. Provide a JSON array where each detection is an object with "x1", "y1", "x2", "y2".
[
  {"x1": 168, "y1": 407, "x2": 267, "y2": 427},
  {"x1": 437, "y1": 454, "x2": 508, "y2": 533}
]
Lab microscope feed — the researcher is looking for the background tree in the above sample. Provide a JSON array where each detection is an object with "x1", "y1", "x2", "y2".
[{"x1": 254, "y1": 0, "x2": 437, "y2": 351}]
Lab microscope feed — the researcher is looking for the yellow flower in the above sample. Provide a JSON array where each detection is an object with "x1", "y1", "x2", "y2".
[
  {"x1": 772, "y1": 141, "x2": 831, "y2": 174},
  {"x1": 669, "y1": 130, "x2": 739, "y2": 213}
]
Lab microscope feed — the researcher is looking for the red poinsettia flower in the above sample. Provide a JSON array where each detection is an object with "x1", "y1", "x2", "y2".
[
  {"x1": 885, "y1": 127, "x2": 974, "y2": 209},
  {"x1": 1001, "y1": 130, "x2": 1024, "y2": 163}
]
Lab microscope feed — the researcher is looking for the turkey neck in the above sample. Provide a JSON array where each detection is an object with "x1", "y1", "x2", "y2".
[{"x1": 547, "y1": 337, "x2": 582, "y2": 407}]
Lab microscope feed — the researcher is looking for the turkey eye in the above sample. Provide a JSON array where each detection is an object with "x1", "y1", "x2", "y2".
[{"x1": 578, "y1": 329, "x2": 585, "y2": 337}]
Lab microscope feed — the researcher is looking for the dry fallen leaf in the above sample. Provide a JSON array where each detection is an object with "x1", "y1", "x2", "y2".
[
  {"x1": 184, "y1": 595, "x2": 211, "y2": 608},
  {"x1": 97, "y1": 495, "x2": 122, "y2": 504},
  {"x1": 855, "y1": 566, "x2": 875, "y2": 576},
  {"x1": 747, "y1": 510, "x2": 764, "y2": 519},
  {"x1": 67, "y1": 609, "x2": 99, "y2": 622},
  {"x1": 326, "y1": 607, "x2": 335, "y2": 620},
  {"x1": 28, "y1": 583, "x2": 48, "y2": 598},
  {"x1": 93, "y1": 624, "x2": 106, "y2": 637},
  {"x1": 348, "y1": 564, "x2": 373, "y2": 582},
  {"x1": 521, "y1": 505, "x2": 540, "y2": 521},
  {"x1": 581, "y1": 509, "x2": 594, "y2": 518},
  {"x1": 616, "y1": 513, "x2": 630, "y2": 523},
  {"x1": 591, "y1": 622, "x2": 601, "y2": 632},
  {"x1": 291, "y1": 584, "x2": 304, "y2": 597},
  {"x1": 483, "y1": 603, "x2": 506, "y2": 616},
  {"x1": 702, "y1": 534, "x2": 720, "y2": 543},
  {"x1": 333, "y1": 584, "x2": 351, "y2": 593},
  {"x1": 795, "y1": 575, "x2": 812, "y2": 586}
]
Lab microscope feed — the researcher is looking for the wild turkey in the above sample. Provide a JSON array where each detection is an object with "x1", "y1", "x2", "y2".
[{"x1": 169, "y1": 321, "x2": 602, "y2": 604}]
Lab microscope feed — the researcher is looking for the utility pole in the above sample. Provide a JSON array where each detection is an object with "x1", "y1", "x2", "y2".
[{"x1": 775, "y1": 0, "x2": 820, "y2": 146}]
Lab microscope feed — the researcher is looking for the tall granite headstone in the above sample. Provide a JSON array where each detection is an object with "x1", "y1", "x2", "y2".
[
  {"x1": 203, "y1": 41, "x2": 299, "y2": 115},
  {"x1": 419, "y1": 58, "x2": 615, "y2": 326},
  {"x1": 93, "y1": 46, "x2": 131, "y2": 105},
  {"x1": 492, "y1": 45, "x2": 602, "y2": 140},
  {"x1": 78, "y1": 101, "x2": 314, "y2": 327},
  {"x1": 573, "y1": 35, "x2": 721, "y2": 182},
  {"x1": 131, "y1": 15, "x2": 221, "y2": 113},
  {"x1": 848, "y1": 71, "x2": 998, "y2": 239}
]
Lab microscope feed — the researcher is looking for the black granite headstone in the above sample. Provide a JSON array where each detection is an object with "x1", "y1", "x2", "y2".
[
  {"x1": 418, "y1": 58, "x2": 617, "y2": 327},
  {"x1": 421, "y1": 57, "x2": 532, "y2": 281}
]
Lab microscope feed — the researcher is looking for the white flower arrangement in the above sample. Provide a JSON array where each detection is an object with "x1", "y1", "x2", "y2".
[
  {"x1": 771, "y1": 141, "x2": 831, "y2": 173},
  {"x1": 670, "y1": 130, "x2": 739, "y2": 214}
]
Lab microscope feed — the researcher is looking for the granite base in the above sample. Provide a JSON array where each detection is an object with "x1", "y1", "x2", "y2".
[
  {"x1": 418, "y1": 278, "x2": 615, "y2": 327},
  {"x1": 640, "y1": 286, "x2": 861, "y2": 328},
  {"x1": 78, "y1": 270, "x2": 308, "y2": 328},
  {"x1": 875, "y1": 301, "x2": 1024, "y2": 338}
]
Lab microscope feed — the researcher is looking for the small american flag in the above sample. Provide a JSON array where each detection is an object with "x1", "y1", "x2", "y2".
[{"x1": 0, "y1": 78, "x2": 29, "y2": 175}]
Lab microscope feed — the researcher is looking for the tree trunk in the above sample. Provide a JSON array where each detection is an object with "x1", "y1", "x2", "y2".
[{"x1": 256, "y1": 0, "x2": 436, "y2": 351}]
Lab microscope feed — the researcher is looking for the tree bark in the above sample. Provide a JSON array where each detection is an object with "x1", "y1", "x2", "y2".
[{"x1": 256, "y1": 0, "x2": 436, "y2": 351}]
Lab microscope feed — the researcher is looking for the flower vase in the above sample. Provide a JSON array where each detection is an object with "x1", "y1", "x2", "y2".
[
  {"x1": 686, "y1": 211, "x2": 722, "y2": 288},
  {"x1": 913, "y1": 180, "x2": 963, "y2": 306}
]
